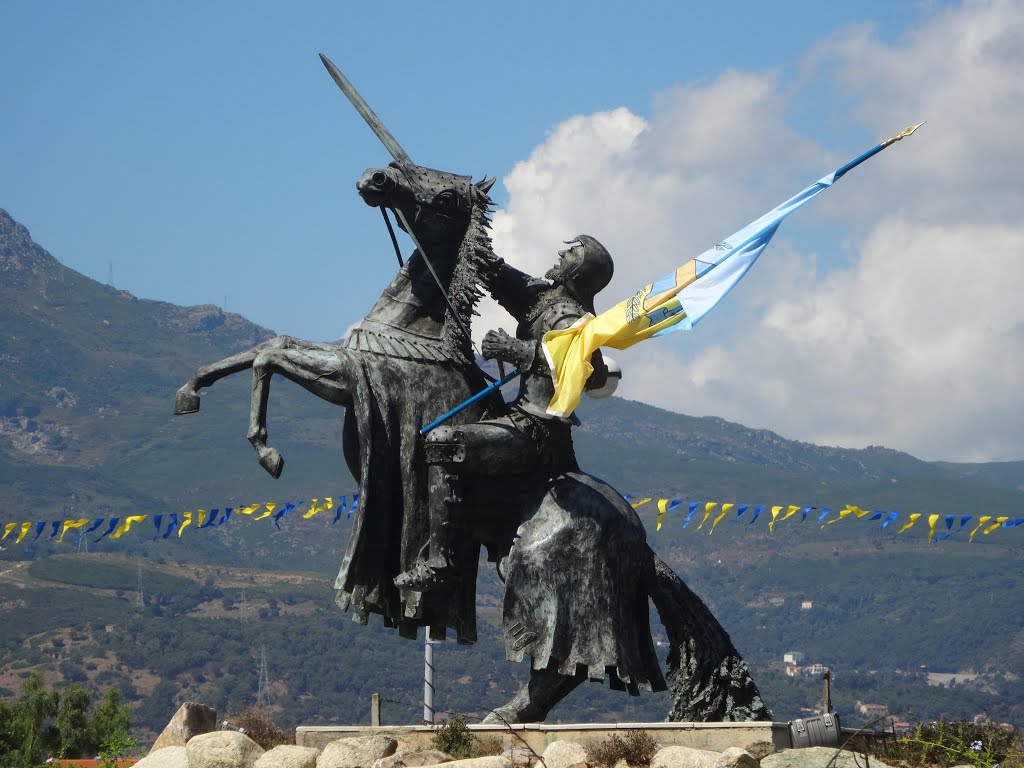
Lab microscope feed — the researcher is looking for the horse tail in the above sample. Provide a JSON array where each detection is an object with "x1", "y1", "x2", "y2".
[{"x1": 647, "y1": 547, "x2": 774, "y2": 722}]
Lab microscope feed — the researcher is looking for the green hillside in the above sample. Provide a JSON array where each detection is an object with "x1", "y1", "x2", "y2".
[{"x1": 2, "y1": 207, "x2": 1023, "y2": 740}]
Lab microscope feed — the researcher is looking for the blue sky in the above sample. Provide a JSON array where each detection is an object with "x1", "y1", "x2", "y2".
[{"x1": 4, "y1": 1, "x2": 1024, "y2": 462}]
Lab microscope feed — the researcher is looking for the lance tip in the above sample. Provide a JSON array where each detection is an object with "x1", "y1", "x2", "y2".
[{"x1": 884, "y1": 121, "x2": 926, "y2": 146}]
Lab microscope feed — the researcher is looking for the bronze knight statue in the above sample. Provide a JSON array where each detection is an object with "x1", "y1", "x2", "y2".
[{"x1": 173, "y1": 53, "x2": 771, "y2": 724}]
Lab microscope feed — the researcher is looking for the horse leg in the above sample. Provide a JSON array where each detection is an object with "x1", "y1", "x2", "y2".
[
  {"x1": 483, "y1": 667, "x2": 585, "y2": 724},
  {"x1": 247, "y1": 344, "x2": 356, "y2": 478},
  {"x1": 174, "y1": 336, "x2": 339, "y2": 415}
]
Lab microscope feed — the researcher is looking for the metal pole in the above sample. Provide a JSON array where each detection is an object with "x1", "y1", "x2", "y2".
[
  {"x1": 371, "y1": 693, "x2": 381, "y2": 727},
  {"x1": 423, "y1": 638, "x2": 437, "y2": 724}
]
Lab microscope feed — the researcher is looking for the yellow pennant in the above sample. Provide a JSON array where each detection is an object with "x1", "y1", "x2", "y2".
[
  {"x1": 177, "y1": 511, "x2": 193, "y2": 538},
  {"x1": 655, "y1": 499, "x2": 670, "y2": 531},
  {"x1": 254, "y1": 504, "x2": 274, "y2": 521},
  {"x1": 897, "y1": 513, "x2": 921, "y2": 534},
  {"x1": 927, "y1": 514, "x2": 940, "y2": 544},
  {"x1": 768, "y1": 505, "x2": 783, "y2": 533},
  {"x1": 111, "y1": 515, "x2": 148, "y2": 541},
  {"x1": 2, "y1": 522, "x2": 17, "y2": 542},
  {"x1": 303, "y1": 498, "x2": 333, "y2": 519},
  {"x1": 630, "y1": 497, "x2": 651, "y2": 509},
  {"x1": 56, "y1": 519, "x2": 90, "y2": 544},
  {"x1": 968, "y1": 516, "x2": 992, "y2": 543},
  {"x1": 236, "y1": 504, "x2": 262, "y2": 516},
  {"x1": 983, "y1": 516, "x2": 1009, "y2": 535},
  {"x1": 823, "y1": 507, "x2": 855, "y2": 528},
  {"x1": 195, "y1": 509, "x2": 208, "y2": 527},
  {"x1": 709, "y1": 503, "x2": 733, "y2": 535},
  {"x1": 15, "y1": 522, "x2": 33, "y2": 544},
  {"x1": 697, "y1": 502, "x2": 718, "y2": 530}
]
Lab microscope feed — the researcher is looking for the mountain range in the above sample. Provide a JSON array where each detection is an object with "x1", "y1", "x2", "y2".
[{"x1": 2, "y1": 207, "x2": 1022, "y2": 734}]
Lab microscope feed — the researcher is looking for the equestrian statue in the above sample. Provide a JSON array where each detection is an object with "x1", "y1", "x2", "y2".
[{"x1": 173, "y1": 54, "x2": 771, "y2": 724}]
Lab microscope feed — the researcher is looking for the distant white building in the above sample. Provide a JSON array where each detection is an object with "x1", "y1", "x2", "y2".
[
  {"x1": 801, "y1": 600, "x2": 814, "y2": 610},
  {"x1": 783, "y1": 651, "x2": 805, "y2": 664},
  {"x1": 857, "y1": 702, "x2": 889, "y2": 719},
  {"x1": 803, "y1": 663, "x2": 830, "y2": 676}
]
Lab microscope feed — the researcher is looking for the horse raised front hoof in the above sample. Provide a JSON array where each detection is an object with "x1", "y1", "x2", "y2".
[
  {"x1": 257, "y1": 447, "x2": 284, "y2": 479},
  {"x1": 174, "y1": 387, "x2": 201, "y2": 415}
]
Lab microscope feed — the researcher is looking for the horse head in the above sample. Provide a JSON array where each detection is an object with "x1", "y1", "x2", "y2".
[{"x1": 357, "y1": 163, "x2": 495, "y2": 252}]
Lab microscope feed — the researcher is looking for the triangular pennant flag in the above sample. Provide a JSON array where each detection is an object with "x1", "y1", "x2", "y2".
[
  {"x1": 94, "y1": 518, "x2": 120, "y2": 542},
  {"x1": 111, "y1": 515, "x2": 147, "y2": 541},
  {"x1": 897, "y1": 513, "x2": 921, "y2": 535},
  {"x1": 332, "y1": 496, "x2": 348, "y2": 524},
  {"x1": 709, "y1": 503, "x2": 733, "y2": 534},
  {"x1": 56, "y1": 519, "x2": 90, "y2": 544},
  {"x1": 697, "y1": 502, "x2": 718, "y2": 530},
  {"x1": 683, "y1": 502, "x2": 699, "y2": 528}
]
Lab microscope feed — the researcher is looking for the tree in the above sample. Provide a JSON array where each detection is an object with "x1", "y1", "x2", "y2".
[
  {"x1": 17, "y1": 672, "x2": 59, "y2": 762},
  {"x1": 55, "y1": 683, "x2": 93, "y2": 758},
  {"x1": 88, "y1": 687, "x2": 132, "y2": 753}
]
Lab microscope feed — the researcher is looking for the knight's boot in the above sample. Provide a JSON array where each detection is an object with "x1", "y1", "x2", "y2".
[
  {"x1": 395, "y1": 430, "x2": 465, "y2": 592},
  {"x1": 174, "y1": 384, "x2": 201, "y2": 415}
]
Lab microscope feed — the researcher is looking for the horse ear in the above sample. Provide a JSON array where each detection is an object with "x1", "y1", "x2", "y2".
[{"x1": 475, "y1": 177, "x2": 496, "y2": 194}]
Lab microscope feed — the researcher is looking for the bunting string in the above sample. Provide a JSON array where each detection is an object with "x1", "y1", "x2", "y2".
[{"x1": 2, "y1": 493, "x2": 1022, "y2": 553}]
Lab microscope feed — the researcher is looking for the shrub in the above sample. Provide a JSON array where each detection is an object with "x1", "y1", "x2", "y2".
[
  {"x1": 230, "y1": 706, "x2": 290, "y2": 750},
  {"x1": 586, "y1": 729, "x2": 659, "y2": 767},
  {"x1": 880, "y1": 720, "x2": 1024, "y2": 768},
  {"x1": 431, "y1": 716, "x2": 501, "y2": 759}
]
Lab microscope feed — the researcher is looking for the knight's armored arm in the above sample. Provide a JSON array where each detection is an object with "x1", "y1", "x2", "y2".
[
  {"x1": 481, "y1": 328, "x2": 537, "y2": 370},
  {"x1": 481, "y1": 260, "x2": 547, "y2": 320}
]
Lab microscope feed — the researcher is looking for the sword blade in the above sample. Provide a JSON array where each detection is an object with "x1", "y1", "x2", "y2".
[{"x1": 319, "y1": 53, "x2": 412, "y2": 165}]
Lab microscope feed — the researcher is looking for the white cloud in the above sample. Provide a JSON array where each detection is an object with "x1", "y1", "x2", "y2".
[{"x1": 485, "y1": 0, "x2": 1024, "y2": 462}]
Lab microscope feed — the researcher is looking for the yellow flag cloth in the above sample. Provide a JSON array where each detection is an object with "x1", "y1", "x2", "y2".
[
  {"x1": 655, "y1": 499, "x2": 670, "y2": 531},
  {"x1": 56, "y1": 519, "x2": 90, "y2": 543},
  {"x1": 254, "y1": 504, "x2": 274, "y2": 521},
  {"x1": 983, "y1": 516, "x2": 1009, "y2": 535},
  {"x1": 823, "y1": 508, "x2": 854, "y2": 528},
  {"x1": 697, "y1": 502, "x2": 718, "y2": 530},
  {"x1": 897, "y1": 513, "x2": 921, "y2": 534},
  {"x1": 709, "y1": 503, "x2": 733, "y2": 535},
  {"x1": 15, "y1": 522, "x2": 32, "y2": 544},
  {"x1": 630, "y1": 498, "x2": 651, "y2": 509},
  {"x1": 542, "y1": 261, "x2": 699, "y2": 417},
  {"x1": 2, "y1": 522, "x2": 17, "y2": 542},
  {"x1": 177, "y1": 511, "x2": 193, "y2": 538},
  {"x1": 968, "y1": 516, "x2": 991, "y2": 543},
  {"x1": 303, "y1": 499, "x2": 321, "y2": 519},
  {"x1": 111, "y1": 515, "x2": 148, "y2": 541},
  {"x1": 927, "y1": 514, "x2": 940, "y2": 544},
  {"x1": 236, "y1": 504, "x2": 261, "y2": 516}
]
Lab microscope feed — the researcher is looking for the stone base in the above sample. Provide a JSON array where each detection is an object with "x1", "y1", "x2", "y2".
[{"x1": 296, "y1": 721, "x2": 792, "y2": 754}]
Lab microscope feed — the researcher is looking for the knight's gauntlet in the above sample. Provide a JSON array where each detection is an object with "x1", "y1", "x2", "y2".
[{"x1": 482, "y1": 329, "x2": 538, "y2": 370}]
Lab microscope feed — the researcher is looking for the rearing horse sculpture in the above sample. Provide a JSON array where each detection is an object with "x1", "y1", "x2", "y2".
[{"x1": 173, "y1": 55, "x2": 771, "y2": 724}]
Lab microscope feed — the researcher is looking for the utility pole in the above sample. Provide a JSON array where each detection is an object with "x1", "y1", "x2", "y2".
[
  {"x1": 257, "y1": 645, "x2": 270, "y2": 707},
  {"x1": 136, "y1": 560, "x2": 144, "y2": 609}
]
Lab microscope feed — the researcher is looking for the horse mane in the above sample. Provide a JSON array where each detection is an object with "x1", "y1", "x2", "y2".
[{"x1": 441, "y1": 184, "x2": 500, "y2": 363}]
